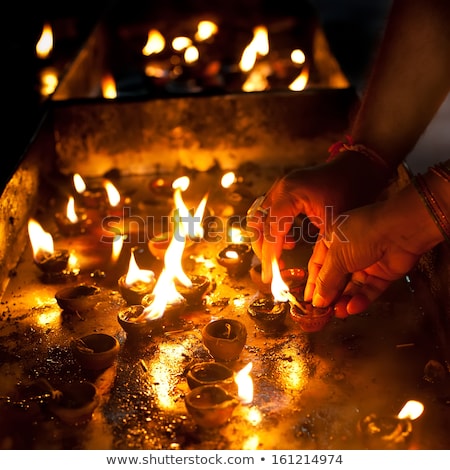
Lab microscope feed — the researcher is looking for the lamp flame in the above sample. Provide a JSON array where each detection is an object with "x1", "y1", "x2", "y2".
[
  {"x1": 73, "y1": 173, "x2": 86, "y2": 193},
  {"x1": 229, "y1": 227, "x2": 244, "y2": 244},
  {"x1": 235, "y1": 362, "x2": 253, "y2": 404},
  {"x1": 397, "y1": 400, "x2": 424, "y2": 421},
  {"x1": 195, "y1": 21, "x2": 218, "y2": 42},
  {"x1": 101, "y1": 73, "x2": 117, "y2": 99},
  {"x1": 111, "y1": 232, "x2": 125, "y2": 263},
  {"x1": 142, "y1": 29, "x2": 165, "y2": 56},
  {"x1": 172, "y1": 36, "x2": 192, "y2": 52},
  {"x1": 184, "y1": 45, "x2": 199, "y2": 64},
  {"x1": 291, "y1": 49, "x2": 306, "y2": 65},
  {"x1": 103, "y1": 180, "x2": 121, "y2": 207},
  {"x1": 221, "y1": 171, "x2": 236, "y2": 188},
  {"x1": 239, "y1": 25, "x2": 269, "y2": 72},
  {"x1": 66, "y1": 197, "x2": 78, "y2": 224},
  {"x1": 28, "y1": 219, "x2": 54, "y2": 262},
  {"x1": 289, "y1": 63, "x2": 309, "y2": 91},
  {"x1": 36, "y1": 23, "x2": 53, "y2": 59},
  {"x1": 270, "y1": 256, "x2": 291, "y2": 302},
  {"x1": 125, "y1": 250, "x2": 155, "y2": 287},
  {"x1": 172, "y1": 176, "x2": 190, "y2": 192}
]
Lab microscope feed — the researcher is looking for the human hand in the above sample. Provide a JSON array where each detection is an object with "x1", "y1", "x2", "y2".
[{"x1": 246, "y1": 153, "x2": 389, "y2": 283}]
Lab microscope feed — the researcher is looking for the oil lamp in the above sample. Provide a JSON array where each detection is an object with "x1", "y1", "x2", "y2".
[
  {"x1": 54, "y1": 196, "x2": 89, "y2": 236},
  {"x1": 202, "y1": 318, "x2": 247, "y2": 362},
  {"x1": 71, "y1": 333, "x2": 120, "y2": 371},
  {"x1": 28, "y1": 218, "x2": 79, "y2": 281},
  {"x1": 358, "y1": 400, "x2": 424, "y2": 450},
  {"x1": 117, "y1": 304, "x2": 164, "y2": 339},
  {"x1": 184, "y1": 384, "x2": 240, "y2": 428},
  {"x1": 118, "y1": 248, "x2": 156, "y2": 305},
  {"x1": 247, "y1": 297, "x2": 289, "y2": 335},
  {"x1": 185, "y1": 361, "x2": 235, "y2": 391},
  {"x1": 55, "y1": 284, "x2": 102, "y2": 314},
  {"x1": 175, "y1": 274, "x2": 210, "y2": 307},
  {"x1": 149, "y1": 175, "x2": 174, "y2": 198},
  {"x1": 73, "y1": 173, "x2": 107, "y2": 210},
  {"x1": 217, "y1": 243, "x2": 253, "y2": 277}
]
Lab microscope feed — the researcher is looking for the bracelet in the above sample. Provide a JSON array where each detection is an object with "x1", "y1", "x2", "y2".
[
  {"x1": 327, "y1": 135, "x2": 391, "y2": 172},
  {"x1": 412, "y1": 174, "x2": 450, "y2": 243},
  {"x1": 430, "y1": 160, "x2": 450, "y2": 183}
]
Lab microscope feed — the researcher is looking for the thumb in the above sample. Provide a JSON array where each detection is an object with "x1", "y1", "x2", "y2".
[{"x1": 312, "y1": 247, "x2": 349, "y2": 308}]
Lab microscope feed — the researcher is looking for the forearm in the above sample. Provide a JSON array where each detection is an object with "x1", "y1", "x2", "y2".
[{"x1": 352, "y1": 0, "x2": 450, "y2": 171}]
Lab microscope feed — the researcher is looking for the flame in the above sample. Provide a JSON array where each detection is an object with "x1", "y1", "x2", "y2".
[
  {"x1": 36, "y1": 23, "x2": 53, "y2": 59},
  {"x1": 221, "y1": 171, "x2": 236, "y2": 188},
  {"x1": 28, "y1": 219, "x2": 54, "y2": 261},
  {"x1": 173, "y1": 182, "x2": 208, "y2": 240},
  {"x1": 289, "y1": 63, "x2": 309, "y2": 91},
  {"x1": 142, "y1": 29, "x2": 165, "y2": 56},
  {"x1": 239, "y1": 25, "x2": 269, "y2": 72},
  {"x1": 270, "y1": 256, "x2": 291, "y2": 302},
  {"x1": 103, "y1": 180, "x2": 121, "y2": 207},
  {"x1": 229, "y1": 227, "x2": 244, "y2": 244},
  {"x1": 66, "y1": 196, "x2": 78, "y2": 224},
  {"x1": 172, "y1": 176, "x2": 190, "y2": 191},
  {"x1": 184, "y1": 45, "x2": 199, "y2": 64},
  {"x1": 195, "y1": 21, "x2": 218, "y2": 42},
  {"x1": 291, "y1": 49, "x2": 306, "y2": 65},
  {"x1": 111, "y1": 232, "x2": 125, "y2": 263},
  {"x1": 101, "y1": 73, "x2": 117, "y2": 99},
  {"x1": 224, "y1": 249, "x2": 239, "y2": 260},
  {"x1": 73, "y1": 173, "x2": 86, "y2": 193},
  {"x1": 68, "y1": 251, "x2": 80, "y2": 275},
  {"x1": 242, "y1": 63, "x2": 271, "y2": 92},
  {"x1": 235, "y1": 362, "x2": 253, "y2": 404},
  {"x1": 172, "y1": 36, "x2": 192, "y2": 52},
  {"x1": 39, "y1": 67, "x2": 58, "y2": 96},
  {"x1": 397, "y1": 400, "x2": 424, "y2": 420},
  {"x1": 125, "y1": 250, "x2": 155, "y2": 286}
]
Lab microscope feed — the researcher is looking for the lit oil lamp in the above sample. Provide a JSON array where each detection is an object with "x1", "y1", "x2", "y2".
[
  {"x1": 148, "y1": 174, "x2": 174, "y2": 198},
  {"x1": 358, "y1": 400, "x2": 424, "y2": 450},
  {"x1": 28, "y1": 218, "x2": 79, "y2": 281},
  {"x1": 55, "y1": 284, "x2": 102, "y2": 314},
  {"x1": 184, "y1": 384, "x2": 240, "y2": 428},
  {"x1": 54, "y1": 196, "x2": 89, "y2": 236},
  {"x1": 104, "y1": 179, "x2": 128, "y2": 217},
  {"x1": 175, "y1": 274, "x2": 210, "y2": 307},
  {"x1": 73, "y1": 173, "x2": 107, "y2": 210},
  {"x1": 202, "y1": 318, "x2": 247, "y2": 362},
  {"x1": 217, "y1": 243, "x2": 253, "y2": 277},
  {"x1": 71, "y1": 333, "x2": 120, "y2": 371},
  {"x1": 117, "y1": 304, "x2": 164, "y2": 339},
  {"x1": 118, "y1": 248, "x2": 156, "y2": 305},
  {"x1": 185, "y1": 361, "x2": 236, "y2": 392}
]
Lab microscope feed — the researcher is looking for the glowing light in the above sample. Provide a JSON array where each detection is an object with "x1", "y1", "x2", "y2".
[
  {"x1": 28, "y1": 219, "x2": 54, "y2": 261},
  {"x1": 221, "y1": 171, "x2": 236, "y2": 188},
  {"x1": 289, "y1": 63, "x2": 309, "y2": 91},
  {"x1": 242, "y1": 434, "x2": 260, "y2": 450},
  {"x1": 66, "y1": 197, "x2": 78, "y2": 224},
  {"x1": 235, "y1": 362, "x2": 253, "y2": 404},
  {"x1": 229, "y1": 227, "x2": 245, "y2": 244},
  {"x1": 184, "y1": 45, "x2": 199, "y2": 64},
  {"x1": 242, "y1": 63, "x2": 271, "y2": 92},
  {"x1": 103, "y1": 180, "x2": 121, "y2": 207},
  {"x1": 270, "y1": 256, "x2": 291, "y2": 302},
  {"x1": 397, "y1": 400, "x2": 424, "y2": 420},
  {"x1": 125, "y1": 250, "x2": 155, "y2": 287},
  {"x1": 172, "y1": 36, "x2": 192, "y2": 51},
  {"x1": 239, "y1": 25, "x2": 269, "y2": 72},
  {"x1": 73, "y1": 174, "x2": 86, "y2": 193},
  {"x1": 172, "y1": 176, "x2": 190, "y2": 191},
  {"x1": 36, "y1": 23, "x2": 53, "y2": 59},
  {"x1": 101, "y1": 73, "x2": 117, "y2": 99},
  {"x1": 291, "y1": 49, "x2": 306, "y2": 65},
  {"x1": 142, "y1": 29, "x2": 165, "y2": 56},
  {"x1": 40, "y1": 67, "x2": 58, "y2": 96},
  {"x1": 111, "y1": 233, "x2": 125, "y2": 264},
  {"x1": 195, "y1": 21, "x2": 218, "y2": 41}
]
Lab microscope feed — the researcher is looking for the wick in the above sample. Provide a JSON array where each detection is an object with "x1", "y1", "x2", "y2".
[
  {"x1": 224, "y1": 322, "x2": 232, "y2": 339},
  {"x1": 285, "y1": 291, "x2": 308, "y2": 314}
]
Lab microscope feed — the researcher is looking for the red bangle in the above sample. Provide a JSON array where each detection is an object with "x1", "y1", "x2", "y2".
[{"x1": 327, "y1": 135, "x2": 390, "y2": 172}]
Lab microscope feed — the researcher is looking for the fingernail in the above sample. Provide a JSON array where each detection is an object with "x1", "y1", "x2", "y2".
[{"x1": 312, "y1": 293, "x2": 326, "y2": 308}]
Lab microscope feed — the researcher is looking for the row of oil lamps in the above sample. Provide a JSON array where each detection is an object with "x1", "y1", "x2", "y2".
[{"x1": 22, "y1": 173, "x2": 424, "y2": 446}]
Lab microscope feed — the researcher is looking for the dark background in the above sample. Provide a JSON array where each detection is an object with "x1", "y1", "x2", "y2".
[{"x1": 3, "y1": 0, "x2": 393, "y2": 192}]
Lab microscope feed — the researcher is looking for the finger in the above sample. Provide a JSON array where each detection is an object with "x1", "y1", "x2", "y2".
[
  {"x1": 346, "y1": 275, "x2": 392, "y2": 314},
  {"x1": 304, "y1": 238, "x2": 328, "y2": 302}
]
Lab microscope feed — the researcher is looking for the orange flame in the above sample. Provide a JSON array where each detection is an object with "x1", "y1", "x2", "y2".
[
  {"x1": 397, "y1": 400, "x2": 424, "y2": 420},
  {"x1": 184, "y1": 45, "x2": 199, "y2": 64},
  {"x1": 221, "y1": 171, "x2": 236, "y2": 188},
  {"x1": 239, "y1": 25, "x2": 269, "y2": 72},
  {"x1": 36, "y1": 23, "x2": 53, "y2": 59},
  {"x1": 103, "y1": 180, "x2": 121, "y2": 207},
  {"x1": 195, "y1": 21, "x2": 218, "y2": 42},
  {"x1": 235, "y1": 363, "x2": 253, "y2": 404},
  {"x1": 270, "y1": 256, "x2": 291, "y2": 302},
  {"x1": 111, "y1": 232, "x2": 125, "y2": 264},
  {"x1": 66, "y1": 197, "x2": 78, "y2": 224},
  {"x1": 172, "y1": 36, "x2": 192, "y2": 52},
  {"x1": 73, "y1": 173, "x2": 86, "y2": 193},
  {"x1": 28, "y1": 219, "x2": 54, "y2": 262},
  {"x1": 142, "y1": 29, "x2": 166, "y2": 56},
  {"x1": 125, "y1": 250, "x2": 155, "y2": 287},
  {"x1": 101, "y1": 73, "x2": 117, "y2": 99},
  {"x1": 39, "y1": 67, "x2": 58, "y2": 96},
  {"x1": 289, "y1": 63, "x2": 309, "y2": 91}
]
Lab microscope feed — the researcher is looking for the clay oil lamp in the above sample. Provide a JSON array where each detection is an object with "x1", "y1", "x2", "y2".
[
  {"x1": 118, "y1": 248, "x2": 156, "y2": 305},
  {"x1": 55, "y1": 196, "x2": 89, "y2": 236},
  {"x1": 71, "y1": 333, "x2": 120, "y2": 371},
  {"x1": 217, "y1": 243, "x2": 253, "y2": 277},
  {"x1": 186, "y1": 361, "x2": 236, "y2": 392},
  {"x1": 175, "y1": 274, "x2": 210, "y2": 307},
  {"x1": 73, "y1": 173, "x2": 107, "y2": 210},
  {"x1": 358, "y1": 400, "x2": 424, "y2": 450},
  {"x1": 28, "y1": 218, "x2": 79, "y2": 281},
  {"x1": 202, "y1": 318, "x2": 247, "y2": 362},
  {"x1": 184, "y1": 384, "x2": 240, "y2": 428},
  {"x1": 46, "y1": 380, "x2": 100, "y2": 426},
  {"x1": 148, "y1": 174, "x2": 174, "y2": 199},
  {"x1": 247, "y1": 297, "x2": 289, "y2": 335},
  {"x1": 55, "y1": 284, "x2": 102, "y2": 314},
  {"x1": 280, "y1": 267, "x2": 307, "y2": 295},
  {"x1": 117, "y1": 304, "x2": 164, "y2": 339}
]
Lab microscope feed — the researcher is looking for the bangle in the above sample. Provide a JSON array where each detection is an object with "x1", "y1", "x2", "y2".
[
  {"x1": 412, "y1": 174, "x2": 450, "y2": 243},
  {"x1": 430, "y1": 160, "x2": 450, "y2": 183},
  {"x1": 327, "y1": 135, "x2": 391, "y2": 173}
]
